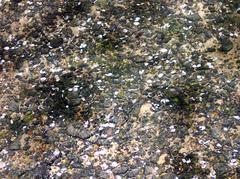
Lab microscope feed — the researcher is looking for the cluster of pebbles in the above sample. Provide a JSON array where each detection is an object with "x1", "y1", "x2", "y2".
[{"x1": 0, "y1": 0, "x2": 240, "y2": 178}]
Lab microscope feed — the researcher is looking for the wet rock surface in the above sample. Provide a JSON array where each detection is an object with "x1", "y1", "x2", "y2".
[{"x1": 0, "y1": 0, "x2": 240, "y2": 178}]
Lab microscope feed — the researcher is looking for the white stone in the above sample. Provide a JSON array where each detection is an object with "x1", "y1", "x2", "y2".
[
  {"x1": 206, "y1": 62, "x2": 214, "y2": 69},
  {"x1": 160, "y1": 48, "x2": 168, "y2": 53},
  {"x1": 233, "y1": 116, "x2": 240, "y2": 120},
  {"x1": 105, "y1": 73, "x2": 113, "y2": 77},
  {"x1": 100, "y1": 123, "x2": 115, "y2": 128},
  {"x1": 133, "y1": 21, "x2": 140, "y2": 26},
  {"x1": 111, "y1": 161, "x2": 118, "y2": 167},
  {"x1": 0, "y1": 161, "x2": 6, "y2": 169},
  {"x1": 80, "y1": 43, "x2": 87, "y2": 49},
  {"x1": 134, "y1": 17, "x2": 141, "y2": 22},
  {"x1": 53, "y1": 149, "x2": 60, "y2": 156},
  {"x1": 169, "y1": 125, "x2": 176, "y2": 132},
  {"x1": 199, "y1": 126, "x2": 206, "y2": 131},
  {"x1": 4, "y1": 46, "x2": 10, "y2": 50}
]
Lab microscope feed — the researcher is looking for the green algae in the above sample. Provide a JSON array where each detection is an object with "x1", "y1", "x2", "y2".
[
  {"x1": 23, "y1": 112, "x2": 34, "y2": 123},
  {"x1": 0, "y1": 130, "x2": 9, "y2": 139},
  {"x1": 63, "y1": 0, "x2": 92, "y2": 17},
  {"x1": 228, "y1": 14, "x2": 240, "y2": 25},
  {"x1": 163, "y1": 80, "x2": 210, "y2": 114},
  {"x1": 163, "y1": 17, "x2": 184, "y2": 35},
  {"x1": 95, "y1": 0, "x2": 110, "y2": 8},
  {"x1": 172, "y1": 152, "x2": 210, "y2": 178},
  {"x1": 95, "y1": 55, "x2": 136, "y2": 77}
]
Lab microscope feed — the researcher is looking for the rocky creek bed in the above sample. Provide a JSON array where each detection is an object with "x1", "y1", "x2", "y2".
[{"x1": 0, "y1": 0, "x2": 240, "y2": 178}]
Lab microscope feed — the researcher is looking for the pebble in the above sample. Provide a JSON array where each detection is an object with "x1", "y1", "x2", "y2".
[
  {"x1": 112, "y1": 166, "x2": 128, "y2": 175},
  {"x1": 218, "y1": 37, "x2": 233, "y2": 52},
  {"x1": 187, "y1": 13, "x2": 202, "y2": 21},
  {"x1": 127, "y1": 168, "x2": 140, "y2": 177},
  {"x1": 0, "y1": 161, "x2": 6, "y2": 169},
  {"x1": 133, "y1": 21, "x2": 140, "y2": 26},
  {"x1": 99, "y1": 171, "x2": 110, "y2": 178},
  {"x1": 9, "y1": 141, "x2": 20, "y2": 150},
  {"x1": 49, "y1": 37, "x2": 63, "y2": 48},
  {"x1": 8, "y1": 101, "x2": 19, "y2": 112},
  {"x1": 67, "y1": 124, "x2": 92, "y2": 139}
]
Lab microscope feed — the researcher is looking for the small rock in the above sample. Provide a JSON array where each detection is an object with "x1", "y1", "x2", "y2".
[
  {"x1": 49, "y1": 37, "x2": 63, "y2": 48},
  {"x1": 112, "y1": 166, "x2": 128, "y2": 175},
  {"x1": 72, "y1": 169, "x2": 93, "y2": 177},
  {"x1": 144, "y1": 166, "x2": 154, "y2": 175},
  {"x1": 237, "y1": 7, "x2": 240, "y2": 14},
  {"x1": 206, "y1": 47, "x2": 216, "y2": 52},
  {"x1": 160, "y1": 172, "x2": 177, "y2": 179},
  {"x1": 157, "y1": 153, "x2": 168, "y2": 165},
  {"x1": 9, "y1": 140, "x2": 20, "y2": 150},
  {"x1": 127, "y1": 168, "x2": 140, "y2": 177},
  {"x1": 187, "y1": 13, "x2": 202, "y2": 21},
  {"x1": 96, "y1": 139, "x2": 111, "y2": 145},
  {"x1": 69, "y1": 97, "x2": 81, "y2": 106},
  {"x1": 139, "y1": 103, "x2": 153, "y2": 118},
  {"x1": 99, "y1": 171, "x2": 110, "y2": 179},
  {"x1": 88, "y1": 135, "x2": 99, "y2": 143},
  {"x1": 214, "y1": 163, "x2": 232, "y2": 178},
  {"x1": 8, "y1": 101, "x2": 19, "y2": 112},
  {"x1": 131, "y1": 55, "x2": 146, "y2": 63},
  {"x1": 156, "y1": 32, "x2": 170, "y2": 44},
  {"x1": 67, "y1": 124, "x2": 92, "y2": 139},
  {"x1": 33, "y1": 163, "x2": 49, "y2": 179},
  {"x1": 0, "y1": 161, "x2": 6, "y2": 169},
  {"x1": 218, "y1": 37, "x2": 233, "y2": 53}
]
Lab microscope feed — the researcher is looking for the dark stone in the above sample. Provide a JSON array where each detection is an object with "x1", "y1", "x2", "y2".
[
  {"x1": 62, "y1": 28, "x2": 73, "y2": 38},
  {"x1": 9, "y1": 120, "x2": 25, "y2": 134},
  {"x1": 11, "y1": 0, "x2": 22, "y2": 4},
  {"x1": 67, "y1": 89, "x2": 81, "y2": 101},
  {"x1": 237, "y1": 167, "x2": 240, "y2": 177},
  {"x1": 69, "y1": 97, "x2": 81, "y2": 106},
  {"x1": 40, "y1": 46, "x2": 50, "y2": 54},
  {"x1": 112, "y1": 166, "x2": 128, "y2": 175},
  {"x1": 43, "y1": 13, "x2": 58, "y2": 26},
  {"x1": 64, "y1": 0, "x2": 92, "y2": 15},
  {"x1": 206, "y1": 47, "x2": 216, "y2": 52},
  {"x1": 49, "y1": 37, "x2": 63, "y2": 48},
  {"x1": 218, "y1": 37, "x2": 233, "y2": 53},
  {"x1": 237, "y1": 7, "x2": 240, "y2": 14},
  {"x1": 156, "y1": 33, "x2": 170, "y2": 44},
  {"x1": 214, "y1": 16, "x2": 225, "y2": 24}
]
